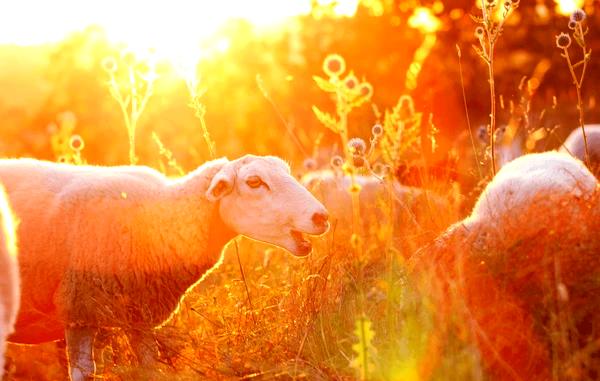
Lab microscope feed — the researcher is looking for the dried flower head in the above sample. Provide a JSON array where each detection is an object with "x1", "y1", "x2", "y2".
[
  {"x1": 343, "y1": 73, "x2": 358, "y2": 90},
  {"x1": 475, "y1": 26, "x2": 485, "y2": 39},
  {"x1": 555, "y1": 32, "x2": 571, "y2": 49},
  {"x1": 330, "y1": 155, "x2": 344, "y2": 168},
  {"x1": 69, "y1": 135, "x2": 85, "y2": 151},
  {"x1": 359, "y1": 82, "x2": 373, "y2": 99},
  {"x1": 371, "y1": 123, "x2": 383, "y2": 137},
  {"x1": 570, "y1": 9, "x2": 586, "y2": 23},
  {"x1": 101, "y1": 57, "x2": 117, "y2": 73},
  {"x1": 568, "y1": 20, "x2": 577, "y2": 30},
  {"x1": 352, "y1": 155, "x2": 365, "y2": 168},
  {"x1": 323, "y1": 54, "x2": 346, "y2": 77},
  {"x1": 303, "y1": 158, "x2": 317, "y2": 171},
  {"x1": 348, "y1": 137, "x2": 367, "y2": 155}
]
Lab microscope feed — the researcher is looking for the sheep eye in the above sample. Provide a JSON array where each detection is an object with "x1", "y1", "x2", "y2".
[{"x1": 246, "y1": 176, "x2": 268, "y2": 189}]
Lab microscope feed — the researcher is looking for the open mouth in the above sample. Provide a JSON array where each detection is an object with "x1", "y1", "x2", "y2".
[{"x1": 291, "y1": 230, "x2": 313, "y2": 255}]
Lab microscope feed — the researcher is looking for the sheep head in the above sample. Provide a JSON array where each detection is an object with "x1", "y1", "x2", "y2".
[{"x1": 206, "y1": 155, "x2": 329, "y2": 256}]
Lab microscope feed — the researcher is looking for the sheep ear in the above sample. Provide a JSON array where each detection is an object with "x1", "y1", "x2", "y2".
[{"x1": 206, "y1": 166, "x2": 235, "y2": 202}]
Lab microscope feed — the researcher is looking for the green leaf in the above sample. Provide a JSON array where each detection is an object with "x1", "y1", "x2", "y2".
[
  {"x1": 313, "y1": 75, "x2": 339, "y2": 93},
  {"x1": 312, "y1": 106, "x2": 340, "y2": 133}
]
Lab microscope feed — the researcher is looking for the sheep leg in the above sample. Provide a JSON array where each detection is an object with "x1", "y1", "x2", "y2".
[{"x1": 65, "y1": 326, "x2": 97, "y2": 381}]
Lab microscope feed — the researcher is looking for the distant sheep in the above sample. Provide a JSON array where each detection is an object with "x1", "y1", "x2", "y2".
[
  {"x1": 410, "y1": 152, "x2": 599, "y2": 380},
  {"x1": 1, "y1": 155, "x2": 329, "y2": 381},
  {"x1": 560, "y1": 124, "x2": 600, "y2": 173},
  {"x1": 0, "y1": 186, "x2": 18, "y2": 377},
  {"x1": 302, "y1": 170, "x2": 457, "y2": 251}
]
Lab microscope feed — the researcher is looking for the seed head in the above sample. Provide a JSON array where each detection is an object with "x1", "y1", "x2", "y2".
[
  {"x1": 330, "y1": 155, "x2": 344, "y2": 168},
  {"x1": 475, "y1": 26, "x2": 485, "y2": 39},
  {"x1": 570, "y1": 9, "x2": 586, "y2": 23},
  {"x1": 348, "y1": 137, "x2": 367, "y2": 155},
  {"x1": 359, "y1": 82, "x2": 373, "y2": 99},
  {"x1": 555, "y1": 32, "x2": 571, "y2": 49},
  {"x1": 69, "y1": 135, "x2": 85, "y2": 151},
  {"x1": 371, "y1": 123, "x2": 383, "y2": 137},
  {"x1": 303, "y1": 158, "x2": 317, "y2": 171},
  {"x1": 323, "y1": 54, "x2": 346, "y2": 77},
  {"x1": 568, "y1": 20, "x2": 577, "y2": 30},
  {"x1": 344, "y1": 73, "x2": 358, "y2": 90},
  {"x1": 352, "y1": 155, "x2": 365, "y2": 168},
  {"x1": 101, "y1": 57, "x2": 117, "y2": 73}
]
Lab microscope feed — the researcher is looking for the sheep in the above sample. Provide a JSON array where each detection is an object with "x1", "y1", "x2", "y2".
[
  {"x1": 409, "y1": 152, "x2": 600, "y2": 380},
  {"x1": 560, "y1": 124, "x2": 600, "y2": 174},
  {"x1": 0, "y1": 155, "x2": 329, "y2": 381},
  {"x1": 0, "y1": 185, "x2": 18, "y2": 377},
  {"x1": 302, "y1": 170, "x2": 457, "y2": 253}
]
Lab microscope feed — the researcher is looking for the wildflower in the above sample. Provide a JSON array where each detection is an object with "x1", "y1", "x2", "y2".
[
  {"x1": 555, "y1": 32, "x2": 571, "y2": 49},
  {"x1": 570, "y1": 9, "x2": 586, "y2": 23},
  {"x1": 69, "y1": 135, "x2": 85, "y2": 151},
  {"x1": 344, "y1": 73, "x2": 358, "y2": 90},
  {"x1": 371, "y1": 124, "x2": 383, "y2": 137},
  {"x1": 303, "y1": 158, "x2": 317, "y2": 171},
  {"x1": 475, "y1": 26, "x2": 485, "y2": 39},
  {"x1": 568, "y1": 20, "x2": 577, "y2": 30},
  {"x1": 359, "y1": 82, "x2": 373, "y2": 99},
  {"x1": 101, "y1": 57, "x2": 117, "y2": 73},
  {"x1": 57, "y1": 155, "x2": 68, "y2": 164},
  {"x1": 348, "y1": 137, "x2": 367, "y2": 155},
  {"x1": 330, "y1": 155, "x2": 344, "y2": 168},
  {"x1": 323, "y1": 54, "x2": 346, "y2": 77}
]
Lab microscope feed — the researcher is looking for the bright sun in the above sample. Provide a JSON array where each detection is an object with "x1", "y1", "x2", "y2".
[{"x1": 0, "y1": 0, "x2": 359, "y2": 64}]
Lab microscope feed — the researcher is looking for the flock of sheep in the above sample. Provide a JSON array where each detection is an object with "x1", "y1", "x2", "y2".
[{"x1": 0, "y1": 127, "x2": 597, "y2": 380}]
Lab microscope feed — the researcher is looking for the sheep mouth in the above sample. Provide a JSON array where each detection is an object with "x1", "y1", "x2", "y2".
[{"x1": 291, "y1": 230, "x2": 312, "y2": 255}]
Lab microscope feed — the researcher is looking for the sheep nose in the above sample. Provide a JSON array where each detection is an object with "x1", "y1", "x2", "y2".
[{"x1": 312, "y1": 212, "x2": 329, "y2": 228}]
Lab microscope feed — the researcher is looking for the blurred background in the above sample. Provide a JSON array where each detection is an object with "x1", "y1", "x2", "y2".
[{"x1": 0, "y1": 0, "x2": 598, "y2": 174}]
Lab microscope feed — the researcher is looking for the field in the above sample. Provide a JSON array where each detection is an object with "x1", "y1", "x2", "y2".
[{"x1": 1, "y1": 1, "x2": 600, "y2": 380}]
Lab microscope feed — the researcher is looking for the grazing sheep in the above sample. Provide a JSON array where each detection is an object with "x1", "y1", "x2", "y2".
[
  {"x1": 1, "y1": 155, "x2": 329, "y2": 381},
  {"x1": 302, "y1": 170, "x2": 456, "y2": 252},
  {"x1": 0, "y1": 186, "x2": 18, "y2": 377},
  {"x1": 560, "y1": 124, "x2": 600, "y2": 173},
  {"x1": 409, "y1": 152, "x2": 599, "y2": 380}
]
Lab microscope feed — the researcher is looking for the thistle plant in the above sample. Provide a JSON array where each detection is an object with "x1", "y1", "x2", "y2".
[
  {"x1": 48, "y1": 112, "x2": 86, "y2": 165},
  {"x1": 102, "y1": 53, "x2": 157, "y2": 165},
  {"x1": 472, "y1": 0, "x2": 520, "y2": 175},
  {"x1": 313, "y1": 54, "x2": 374, "y2": 239},
  {"x1": 312, "y1": 54, "x2": 373, "y2": 161},
  {"x1": 556, "y1": 9, "x2": 592, "y2": 167}
]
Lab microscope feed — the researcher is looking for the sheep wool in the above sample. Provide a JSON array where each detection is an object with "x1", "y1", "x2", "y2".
[
  {"x1": 410, "y1": 152, "x2": 600, "y2": 380},
  {"x1": 560, "y1": 124, "x2": 600, "y2": 173}
]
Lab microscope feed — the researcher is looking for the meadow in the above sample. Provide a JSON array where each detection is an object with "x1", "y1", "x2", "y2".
[{"x1": 1, "y1": 1, "x2": 600, "y2": 380}]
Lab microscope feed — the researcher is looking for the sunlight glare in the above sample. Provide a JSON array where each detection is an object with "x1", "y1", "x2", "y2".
[
  {"x1": 408, "y1": 7, "x2": 442, "y2": 34},
  {"x1": 554, "y1": 0, "x2": 585, "y2": 15},
  {"x1": 0, "y1": 0, "x2": 356, "y2": 65}
]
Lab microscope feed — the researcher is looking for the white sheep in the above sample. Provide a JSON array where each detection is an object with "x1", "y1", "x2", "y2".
[
  {"x1": 410, "y1": 151, "x2": 599, "y2": 379},
  {"x1": 0, "y1": 155, "x2": 329, "y2": 381},
  {"x1": 560, "y1": 124, "x2": 600, "y2": 172},
  {"x1": 0, "y1": 186, "x2": 18, "y2": 377},
  {"x1": 465, "y1": 151, "x2": 596, "y2": 245},
  {"x1": 301, "y1": 170, "x2": 455, "y2": 250}
]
